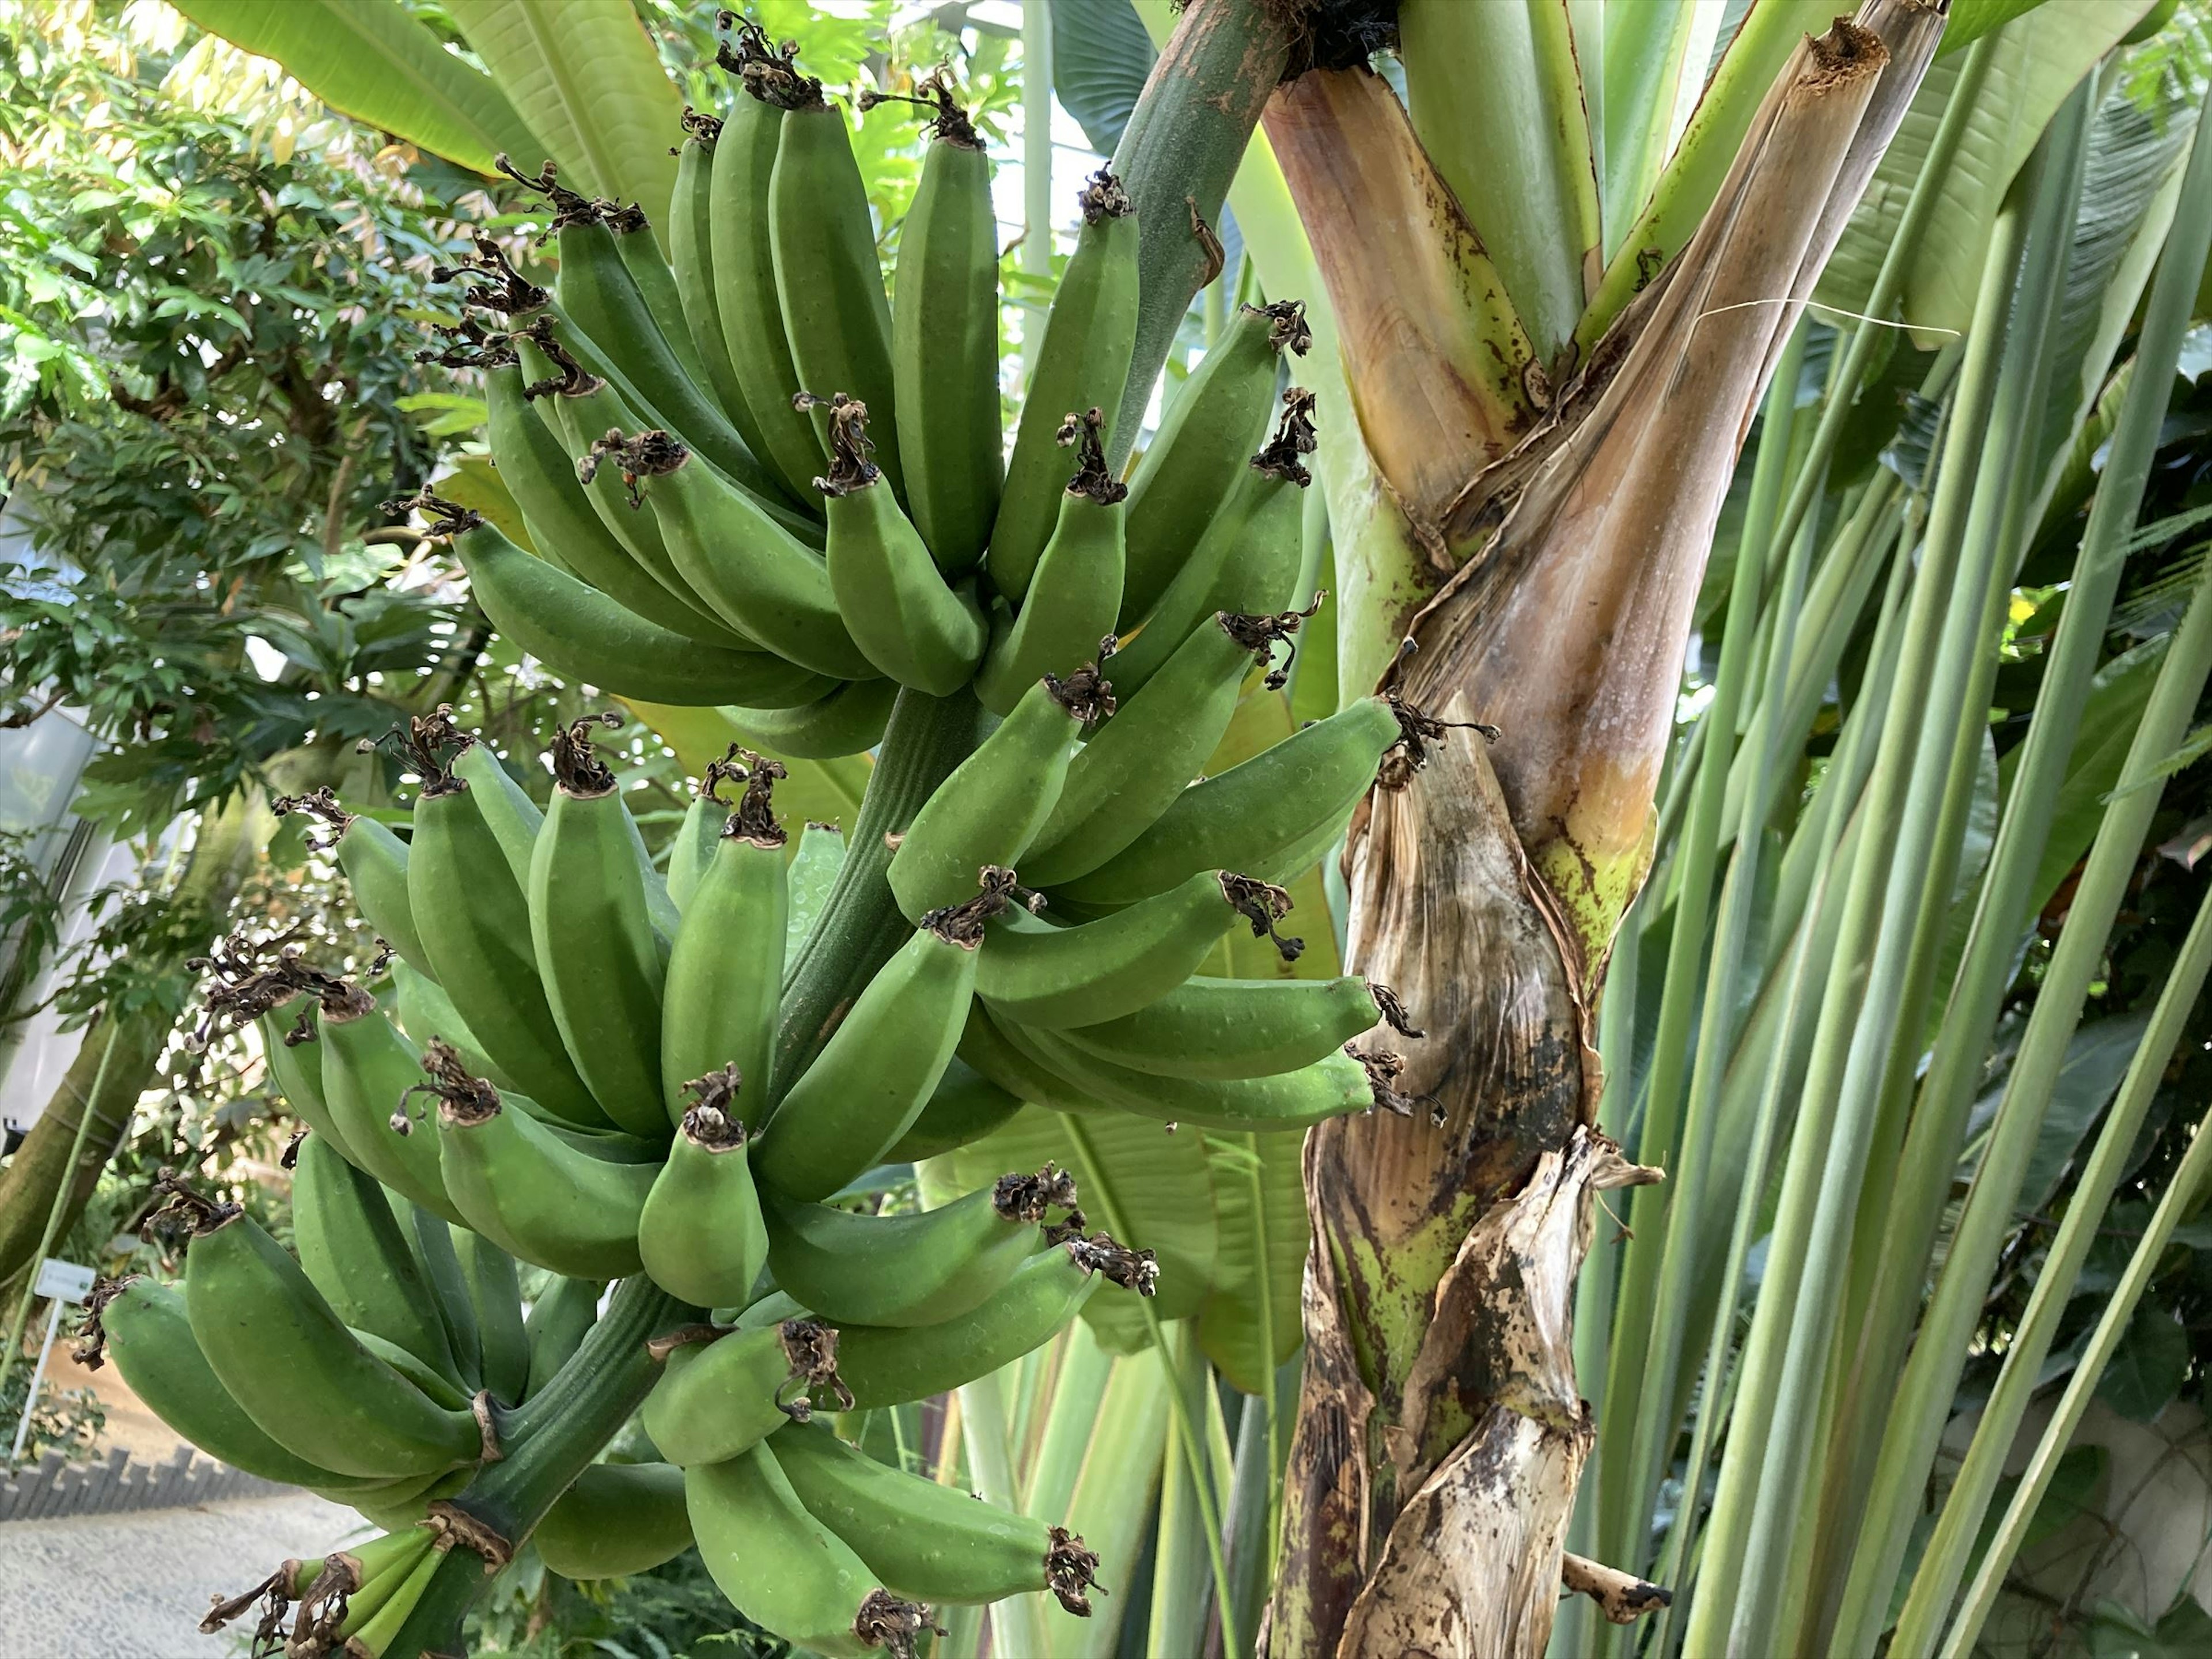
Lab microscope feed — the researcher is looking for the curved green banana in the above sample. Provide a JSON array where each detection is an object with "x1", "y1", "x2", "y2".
[
  {"x1": 318, "y1": 992, "x2": 465, "y2": 1225},
  {"x1": 447, "y1": 508, "x2": 833, "y2": 709},
  {"x1": 835, "y1": 1234, "x2": 1152, "y2": 1408},
  {"x1": 406, "y1": 1203, "x2": 482, "y2": 1396},
  {"x1": 606, "y1": 202, "x2": 712, "y2": 396},
  {"x1": 770, "y1": 91, "x2": 903, "y2": 501},
  {"x1": 661, "y1": 752, "x2": 787, "y2": 1125},
  {"x1": 258, "y1": 1005, "x2": 347, "y2": 1156},
  {"x1": 449, "y1": 739, "x2": 543, "y2": 886},
  {"x1": 688, "y1": 1441, "x2": 931, "y2": 1659},
  {"x1": 85, "y1": 1277, "x2": 384, "y2": 1491},
  {"x1": 729, "y1": 677, "x2": 896, "y2": 760},
  {"x1": 816, "y1": 397, "x2": 986, "y2": 695},
  {"x1": 974, "y1": 410, "x2": 1127, "y2": 717},
  {"x1": 424, "y1": 1042, "x2": 658, "y2": 1279},
  {"x1": 1103, "y1": 391, "x2": 1317, "y2": 699},
  {"x1": 387, "y1": 957, "x2": 512, "y2": 1095},
  {"x1": 340, "y1": 1544, "x2": 442, "y2": 1656},
  {"x1": 407, "y1": 771, "x2": 608, "y2": 1130},
  {"x1": 1006, "y1": 1021, "x2": 1384, "y2": 1133},
  {"x1": 1120, "y1": 301, "x2": 1309, "y2": 623},
  {"x1": 776, "y1": 1420, "x2": 1102, "y2": 1612},
  {"x1": 883, "y1": 1054, "x2": 1024, "y2": 1162},
  {"x1": 327, "y1": 807, "x2": 437, "y2": 981},
  {"x1": 987, "y1": 168, "x2": 1138, "y2": 604},
  {"x1": 976, "y1": 868, "x2": 1302, "y2": 1030},
  {"x1": 668, "y1": 111, "x2": 752, "y2": 435},
  {"x1": 763, "y1": 1162, "x2": 1078, "y2": 1328},
  {"x1": 1054, "y1": 695, "x2": 1399, "y2": 908},
  {"x1": 453, "y1": 1228, "x2": 531, "y2": 1407},
  {"x1": 291, "y1": 1132, "x2": 460, "y2": 1387},
  {"x1": 174, "y1": 1190, "x2": 483, "y2": 1480},
  {"x1": 1018, "y1": 609, "x2": 1305, "y2": 888},
  {"x1": 710, "y1": 31, "x2": 824, "y2": 502},
  {"x1": 536, "y1": 1461, "x2": 695, "y2": 1580},
  {"x1": 639, "y1": 1073, "x2": 769, "y2": 1308},
  {"x1": 787, "y1": 818, "x2": 847, "y2": 959},
  {"x1": 1057, "y1": 974, "x2": 1389, "y2": 1081},
  {"x1": 352, "y1": 1325, "x2": 471, "y2": 1411},
  {"x1": 753, "y1": 888, "x2": 997, "y2": 1201},
  {"x1": 486, "y1": 357, "x2": 741, "y2": 643},
  {"x1": 954, "y1": 1001, "x2": 1108, "y2": 1115},
  {"x1": 527, "y1": 715, "x2": 668, "y2": 1137},
  {"x1": 666, "y1": 790, "x2": 720, "y2": 915},
  {"x1": 637, "y1": 438, "x2": 876, "y2": 680},
  {"x1": 888, "y1": 78, "x2": 1001, "y2": 575},
  {"x1": 524, "y1": 1275, "x2": 604, "y2": 1400},
  {"x1": 887, "y1": 673, "x2": 1099, "y2": 923},
  {"x1": 643, "y1": 1320, "x2": 836, "y2": 1467}
]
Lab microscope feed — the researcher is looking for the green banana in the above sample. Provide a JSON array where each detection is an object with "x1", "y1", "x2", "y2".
[
  {"x1": 763, "y1": 1163, "x2": 1079, "y2": 1328},
  {"x1": 883, "y1": 1054, "x2": 1024, "y2": 1162},
  {"x1": 346, "y1": 1467, "x2": 472, "y2": 1533},
  {"x1": 81, "y1": 1277, "x2": 383, "y2": 1491},
  {"x1": 290, "y1": 1132, "x2": 460, "y2": 1387},
  {"x1": 662, "y1": 749, "x2": 788, "y2": 1125},
  {"x1": 632, "y1": 433, "x2": 876, "y2": 680},
  {"x1": 974, "y1": 410, "x2": 1127, "y2": 717},
  {"x1": 199, "y1": 1525, "x2": 440, "y2": 1656},
  {"x1": 317, "y1": 990, "x2": 464, "y2": 1225},
  {"x1": 1057, "y1": 974, "x2": 1393, "y2": 1081},
  {"x1": 605, "y1": 199, "x2": 713, "y2": 396},
  {"x1": 710, "y1": 26, "x2": 824, "y2": 502},
  {"x1": 815, "y1": 396, "x2": 987, "y2": 695},
  {"x1": 976, "y1": 869, "x2": 1305, "y2": 1030},
  {"x1": 273, "y1": 793, "x2": 435, "y2": 980},
  {"x1": 954, "y1": 1001, "x2": 1108, "y2": 1115},
  {"x1": 405, "y1": 751, "x2": 608, "y2": 1131},
  {"x1": 885, "y1": 76, "x2": 1001, "y2": 574},
  {"x1": 453, "y1": 1227, "x2": 531, "y2": 1407},
  {"x1": 769, "y1": 90, "x2": 903, "y2": 501},
  {"x1": 387, "y1": 957, "x2": 512, "y2": 1095},
  {"x1": 987, "y1": 168, "x2": 1138, "y2": 604},
  {"x1": 536, "y1": 1461, "x2": 695, "y2": 1580},
  {"x1": 644, "y1": 1320, "x2": 842, "y2": 1466},
  {"x1": 730, "y1": 676, "x2": 897, "y2": 760},
  {"x1": 484, "y1": 355, "x2": 741, "y2": 643},
  {"x1": 352, "y1": 1325, "x2": 471, "y2": 1411},
  {"x1": 1103, "y1": 391, "x2": 1318, "y2": 699},
  {"x1": 1003, "y1": 1021, "x2": 1384, "y2": 1133},
  {"x1": 787, "y1": 817, "x2": 847, "y2": 958},
  {"x1": 450, "y1": 738, "x2": 543, "y2": 887},
  {"x1": 639, "y1": 1069, "x2": 770, "y2": 1308},
  {"x1": 1120, "y1": 301, "x2": 1310, "y2": 623},
  {"x1": 527, "y1": 714, "x2": 669, "y2": 1137},
  {"x1": 666, "y1": 790, "x2": 722, "y2": 915},
  {"x1": 887, "y1": 672, "x2": 1103, "y2": 922},
  {"x1": 407, "y1": 1202, "x2": 483, "y2": 1396},
  {"x1": 753, "y1": 879, "x2": 1004, "y2": 1201},
  {"x1": 688, "y1": 1441, "x2": 934, "y2": 1659},
  {"x1": 423, "y1": 1041, "x2": 658, "y2": 1279},
  {"x1": 668, "y1": 111, "x2": 755, "y2": 433},
  {"x1": 835, "y1": 1233, "x2": 1154, "y2": 1408},
  {"x1": 433, "y1": 497, "x2": 834, "y2": 709},
  {"x1": 258, "y1": 1005, "x2": 348, "y2": 1156},
  {"x1": 524, "y1": 1275, "x2": 604, "y2": 1399},
  {"x1": 338, "y1": 1544, "x2": 442, "y2": 1657},
  {"x1": 776, "y1": 1420, "x2": 1102, "y2": 1612},
  {"x1": 169, "y1": 1185, "x2": 484, "y2": 1480},
  {"x1": 1053, "y1": 695, "x2": 1400, "y2": 908},
  {"x1": 1018, "y1": 608, "x2": 1308, "y2": 888}
]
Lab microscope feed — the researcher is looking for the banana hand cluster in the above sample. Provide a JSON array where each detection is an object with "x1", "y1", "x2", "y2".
[{"x1": 112, "y1": 20, "x2": 1454, "y2": 1655}]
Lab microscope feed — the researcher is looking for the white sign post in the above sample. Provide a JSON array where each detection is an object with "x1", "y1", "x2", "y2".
[{"x1": 10, "y1": 1258, "x2": 95, "y2": 1465}]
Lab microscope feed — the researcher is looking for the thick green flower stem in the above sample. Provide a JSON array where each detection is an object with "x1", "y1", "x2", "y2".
[
  {"x1": 380, "y1": 1278, "x2": 690, "y2": 1658},
  {"x1": 773, "y1": 688, "x2": 987, "y2": 1095}
]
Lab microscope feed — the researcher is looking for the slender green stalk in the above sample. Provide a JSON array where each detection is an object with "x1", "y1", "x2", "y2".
[
  {"x1": 1018, "y1": 0, "x2": 1052, "y2": 388},
  {"x1": 1690, "y1": 188, "x2": 2025, "y2": 1656},
  {"x1": 1063, "y1": 1113, "x2": 1239, "y2": 1659},
  {"x1": 1241, "y1": 1129, "x2": 1282, "y2": 1559},
  {"x1": 960, "y1": 1366, "x2": 1048, "y2": 1657},
  {"x1": 1936, "y1": 899, "x2": 2212, "y2": 1657},
  {"x1": 1025, "y1": 1321, "x2": 1113, "y2": 1522},
  {"x1": 1602, "y1": 327, "x2": 1809, "y2": 1567},
  {"x1": 1899, "y1": 872, "x2": 2212, "y2": 1654}
]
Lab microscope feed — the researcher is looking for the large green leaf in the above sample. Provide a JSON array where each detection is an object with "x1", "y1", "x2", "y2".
[
  {"x1": 1195, "y1": 1131, "x2": 1306, "y2": 1393},
  {"x1": 1049, "y1": 0, "x2": 1155, "y2": 157},
  {"x1": 444, "y1": 0, "x2": 684, "y2": 226},
  {"x1": 169, "y1": 0, "x2": 546, "y2": 177},
  {"x1": 615, "y1": 699, "x2": 870, "y2": 832},
  {"x1": 1815, "y1": 3, "x2": 2156, "y2": 341}
]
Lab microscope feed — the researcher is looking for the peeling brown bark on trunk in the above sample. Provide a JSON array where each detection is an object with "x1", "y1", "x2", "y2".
[{"x1": 1267, "y1": 6, "x2": 1944, "y2": 1655}]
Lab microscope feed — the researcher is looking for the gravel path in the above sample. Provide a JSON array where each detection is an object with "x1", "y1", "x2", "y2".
[{"x1": 0, "y1": 1489, "x2": 357, "y2": 1658}]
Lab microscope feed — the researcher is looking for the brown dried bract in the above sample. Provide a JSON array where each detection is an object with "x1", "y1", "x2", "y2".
[
  {"x1": 188, "y1": 929, "x2": 369, "y2": 1054},
  {"x1": 71, "y1": 1277, "x2": 129, "y2": 1370},
  {"x1": 270, "y1": 786, "x2": 353, "y2": 851},
  {"x1": 699, "y1": 745, "x2": 787, "y2": 847},
  {"x1": 513, "y1": 317, "x2": 603, "y2": 401},
  {"x1": 380, "y1": 488, "x2": 484, "y2": 546},
  {"x1": 854, "y1": 1589, "x2": 943, "y2": 1658},
  {"x1": 680, "y1": 105, "x2": 725, "y2": 145},
  {"x1": 1252, "y1": 387, "x2": 1320, "y2": 485},
  {"x1": 1066, "y1": 1232, "x2": 1160, "y2": 1296},
  {"x1": 1218, "y1": 593, "x2": 1324, "y2": 691},
  {"x1": 401, "y1": 1037, "x2": 501, "y2": 1132},
  {"x1": 426, "y1": 1499, "x2": 514, "y2": 1572},
  {"x1": 1369, "y1": 981, "x2": 1424, "y2": 1039},
  {"x1": 717, "y1": 15, "x2": 824, "y2": 111},
  {"x1": 493, "y1": 154, "x2": 603, "y2": 236},
  {"x1": 1046, "y1": 1527, "x2": 1105, "y2": 1616},
  {"x1": 145, "y1": 1173, "x2": 240, "y2": 1241},
  {"x1": 857, "y1": 68, "x2": 979, "y2": 148},
  {"x1": 1221, "y1": 872, "x2": 1304, "y2": 963},
  {"x1": 775, "y1": 1319, "x2": 853, "y2": 1421},
  {"x1": 548, "y1": 711, "x2": 623, "y2": 796},
  {"x1": 1252, "y1": 298, "x2": 1313, "y2": 357},
  {"x1": 801, "y1": 393, "x2": 880, "y2": 496},
  {"x1": 430, "y1": 232, "x2": 548, "y2": 319},
  {"x1": 1077, "y1": 166, "x2": 1131, "y2": 224},
  {"x1": 1057, "y1": 407, "x2": 1128, "y2": 505},
  {"x1": 922, "y1": 865, "x2": 1042, "y2": 949},
  {"x1": 991, "y1": 1163, "x2": 1081, "y2": 1225},
  {"x1": 580, "y1": 427, "x2": 688, "y2": 509}
]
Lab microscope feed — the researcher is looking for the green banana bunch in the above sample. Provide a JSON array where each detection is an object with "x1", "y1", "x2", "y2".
[
  {"x1": 762, "y1": 1162, "x2": 1081, "y2": 1328},
  {"x1": 535, "y1": 1461, "x2": 695, "y2": 1580},
  {"x1": 775, "y1": 1420, "x2": 1103, "y2": 1612},
  {"x1": 290, "y1": 1133, "x2": 462, "y2": 1390},
  {"x1": 199, "y1": 1524, "x2": 438, "y2": 1658},
  {"x1": 272, "y1": 790, "x2": 434, "y2": 981}
]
